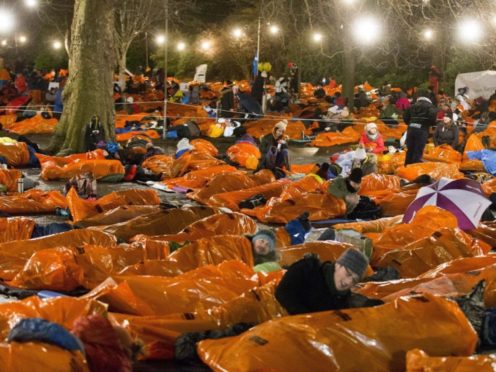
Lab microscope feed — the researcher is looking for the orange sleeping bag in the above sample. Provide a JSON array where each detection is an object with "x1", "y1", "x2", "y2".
[
  {"x1": 0, "y1": 190, "x2": 67, "y2": 215},
  {"x1": 406, "y1": 349, "x2": 496, "y2": 372},
  {"x1": 0, "y1": 217, "x2": 35, "y2": 243},
  {"x1": 39, "y1": 159, "x2": 125, "y2": 181},
  {"x1": 311, "y1": 126, "x2": 361, "y2": 147},
  {"x1": 0, "y1": 141, "x2": 30, "y2": 167},
  {"x1": 6, "y1": 114, "x2": 58, "y2": 135},
  {"x1": 0, "y1": 168, "x2": 22, "y2": 191},
  {"x1": 396, "y1": 162, "x2": 464, "y2": 181}
]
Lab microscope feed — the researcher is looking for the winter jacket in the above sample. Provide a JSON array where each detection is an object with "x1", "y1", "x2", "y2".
[
  {"x1": 328, "y1": 176, "x2": 359, "y2": 212},
  {"x1": 380, "y1": 104, "x2": 399, "y2": 119},
  {"x1": 259, "y1": 133, "x2": 288, "y2": 157},
  {"x1": 359, "y1": 132, "x2": 385, "y2": 154},
  {"x1": 220, "y1": 87, "x2": 234, "y2": 111},
  {"x1": 275, "y1": 255, "x2": 351, "y2": 315},
  {"x1": 395, "y1": 97, "x2": 411, "y2": 111},
  {"x1": 433, "y1": 123, "x2": 459, "y2": 148},
  {"x1": 403, "y1": 97, "x2": 438, "y2": 131}
]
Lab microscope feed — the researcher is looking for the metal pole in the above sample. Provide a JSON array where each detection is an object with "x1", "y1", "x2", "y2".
[
  {"x1": 145, "y1": 32, "x2": 149, "y2": 70},
  {"x1": 256, "y1": 16, "x2": 261, "y2": 65},
  {"x1": 162, "y1": 0, "x2": 168, "y2": 140}
]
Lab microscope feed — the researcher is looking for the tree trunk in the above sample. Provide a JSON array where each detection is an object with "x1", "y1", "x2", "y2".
[
  {"x1": 49, "y1": 0, "x2": 116, "y2": 155},
  {"x1": 343, "y1": 41, "x2": 356, "y2": 110}
]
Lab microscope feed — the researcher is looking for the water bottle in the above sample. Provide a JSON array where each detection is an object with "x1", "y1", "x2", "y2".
[{"x1": 17, "y1": 178, "x2": 24, "y2": 193}]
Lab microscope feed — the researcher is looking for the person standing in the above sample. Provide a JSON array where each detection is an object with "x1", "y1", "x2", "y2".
[{"x1": 403, "y1": 91, "x2": 438, "y2": 165}]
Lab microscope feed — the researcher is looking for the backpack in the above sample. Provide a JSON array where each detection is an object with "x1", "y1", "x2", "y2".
[
  {"x1": 346, "y1": 196, "x2": 382, "y2": 220},
  {"x1": 177, "y1": 121, "x2": 201, "y2": 139},
  {"x1": 84, "y1": 116, "x2": 105, "y2": 151},
  {"x1": 65, "y1": 173, "x2": 97, "y2": 199}
]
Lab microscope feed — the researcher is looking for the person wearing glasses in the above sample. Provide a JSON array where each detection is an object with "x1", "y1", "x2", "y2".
[{"x1": 275, "y1": 248, "x2": 369, "y2": 315}]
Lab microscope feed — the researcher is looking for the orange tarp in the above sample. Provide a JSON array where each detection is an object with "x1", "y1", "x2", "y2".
[
  {"x1": 245, "y1": 117, "x2": 291, "y2": 139},
  {"x1": 141, "y1": 154, "x2": 174, "y2": 176},
  {"x1": 85, "y1": 260, "x2": 260, "y2": 316},
  {"x1": 162, "y1": 165, "x2": 237, "y2": 190},
  {"x1": 0, "y1": 217, "x2": 35, "y2": 243},
  {"x1": 0, "y1": 168, "x2": 22, "y2": 192},
  {"x1": 39, "y1": 159, "x2": 125, "y2": 181},
  {"x1": 75, "y1": 205, "x2": 160, "y2": 227},
  {"x1": 36, "y1": 150, "x2": 106, "y2": 166},
  {"x1": 166, "y1": 151, "x2": 227, "y2": 179},
  {"x1": 359, "y1": 173, "x2": 401, "y2": 198},
  {"x1": 406, "y1": 349, "x2": 496, "y2": 372},
  {"x1": 190, "y1": 139, "x2": 218, "y2": 157},
  {"x1": 198, "y1": 294, "x2": 477, "y2": 371},
  {"x1": 115, "y1": 130, "x2": 160, "y2": 142},
  {"x1": 423, "y1": 144, "x2": 462, "y2": 164},
  {"x1": 396, "y1": 162, "x2": 464, "y2": 181},
  {"x1": 6, "y1": 114, "x2": 58, "y2": 135},
  {"x1": 311, "y1": 126, "x2": 361, "y2": 147},
  {"x1": 0, "y1": 141, "x2": 30, "y2": 167},
  {"x1": 226, "y1": 142, "x2": 261, "y2": 169},
  {"x1": 67, "y1": 187, "x2": 160, "y2": 223},
  {"x1": 378, "y1": 152, "x2": 406, "y2": 174},
  {"x1": 0, "y1": 190, "x2": 67, "y2": 215}
]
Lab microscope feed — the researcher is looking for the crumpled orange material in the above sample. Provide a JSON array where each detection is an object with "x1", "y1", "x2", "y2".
[
  {"x1": 75, "y1": 205, "x2": 160, "y2": 227},
  {"x1": 198, "y1": 294, "x2": 477, "y2": 371},
  {"x1": 40, "y1": 159, "x2": 125, "y2": 181},
  {"x1": 359, "y1": 173, "x2": 401, "y2": 198},
  {"x1": 207, "y1": 179, "x2": 291, "y2": 211},
  {"x1": 244, "y1": 117, "x2": 290, "y2": 139},
  {"x1": 133, "y1": 212, "x2": 257, "y2": 244},
  {"x1": 0, "y1": 168, "x2": 22, "y2": 192},
  {"x1": 92, "y1": 206, "x2": 217, "y2": 242},
  {"x1": 0, "y1": 114, "x2": 17, "y2": 129},
  {"x1": 226, "y1": 142, "x2": 261, "y2": 169},
  {"x1": 121, "y1": 235, "x2": 255, "y2": 276},
  {"x1": 423, "y1": 144, "x2": 462, "y2": 164},
  {"x1": 378, "y1": 122, "x2": 407, "y2": 140},
  {"x1": 396, "y1": 162, "x2": 464, "y2": 181},
  {"x1": 0, "y1": 217, "x2": 35, "y2": 243},
  {"x1": 67, "y1": 187, "x2": 160, "y2": 223},
  {"x1": 311, "y1": 126, "x2": 361, "y2": 147},
  {"x1": 190, "y1": 139, "x2": 218, "y2": 157},
  {"x1": 0, "y1": 189, "x2": 67, "y2": 215},
  {"x1": 188, "y1": 170, "x2": 275, "y2": 205},
  {"x1": 377, "y1": 151, "x2": 406, "y2": 174},
  {"x1": 162, "y1": 165, "x2": 237, "y2": 190},
  {"x1": 376, "y1": 227, "x2": 490, "y2": 277},
  {"x1": 6, "y1": 114, "x2": 58, "y2": 135},
  {"x1": 469, "y1": 222, "x2": 496, "y2": 248},
  {"x1": 482, "y1": 178, "x2": 496, "y2": 196},
  {"x1": 141, "y1": 154, "x2": 174, "y2": 176},
  {"x1": 334, "y1": 215, "x2": 403, "y2": 234},
  {"x1": 372, "y1": 185, "x2": 420, "y2": 217},
  {"x1": 36, "y1": 150, "x2": 106, "y2": 166},
  {"x1": 0, "y1": 141, "x2": 30, "y2": 167},
  {"x1": 0, "y1": 342, "x2": 89, "y2": 371},
  {"x1": 84, "y1": 260, "x2": 260, "y2": 316},
  {"x1": 0, "y1": 228, "x2": 116, "y2": 281},
  {"x1": 406, "y1": 349, "x2": 496, "y2": 372},
  {"x1": 110, "y1": 281, "x2": 286, "y2": 360},
  {"x1": 167, "y1": 151, "x2": 227, "y2": 178},
  {"x1": 115, "y1": 129, "x2": 160, "y2": 142}
]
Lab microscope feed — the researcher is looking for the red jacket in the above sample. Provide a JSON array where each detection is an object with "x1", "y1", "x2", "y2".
[{"x1": 359, "y1": 132, "x2": 385, "y2": 154}]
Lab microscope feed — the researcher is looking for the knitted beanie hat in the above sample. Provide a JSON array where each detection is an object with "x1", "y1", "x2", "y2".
[{"x1": 336, "y1": 248, "x2": 369, "y2": 279}]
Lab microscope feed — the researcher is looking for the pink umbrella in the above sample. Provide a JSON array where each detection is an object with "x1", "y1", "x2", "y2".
[{"x1": 403, "y1": 177, "x2": 492, "y2": 230}]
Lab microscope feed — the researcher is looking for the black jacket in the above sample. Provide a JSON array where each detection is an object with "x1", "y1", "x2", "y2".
[
  {"x1": 275, "y1": 255, "x2": 351, "y2": 315},
  {"x1": 220, "y1": 88, "x2": 235, "y2": 111},
  {"x1": 403, "y1": 97, "x2": 438, "y2": 130},
  {"x1": 433, "y1": 123, "x2": 459, "y2": 148}
]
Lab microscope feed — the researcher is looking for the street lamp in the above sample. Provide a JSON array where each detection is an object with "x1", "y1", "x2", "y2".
[
  {"x1": 200, "y1": 40, "x2": 212, "y2": 52},
  {"x1": 0, "y1": 9, "x2": 15, "y2": 34},
  {"x1": 457, "y1": 19, "x2": 483, "y2": 44},
  {"x1": 155, "y1": 34, "x2": 166, "y2": 45},
  {"x1": 269, "y1": 25, "x2": 280, "y2": 35},
  {"x1": 18, "y1": 35, "x2": 27, "y2": 44},
  {"x1": 176, "y1": 41, "x2": 186, "y2": 51},
  {"x1": 352, "y1": 16, "x2": 382, "y2": 45},
  {"x1": 312, "y1": 32, "x2": 323, "y2": 43},
  {"x1": 232, "y1": 27, "x2": 244, "y2": 39},
  {"x1": 24, "y1": 0, "x2": 38, "y2": 8},
  {"x1": 1, "y1": 40, "x2": 7, "y2": 47},
  {"x1": 422, "y1": 28, "x2": 434, "y2": 41},
  {"x1": 52, "y1": 40, "x2": 62, "y2": 50}
]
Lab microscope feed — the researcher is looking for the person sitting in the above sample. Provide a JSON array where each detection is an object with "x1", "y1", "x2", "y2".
[
  {"x1": 275, "y1": 248, "x2": 369, "y2": 315},
  {"x1": 258, "y1": 120, "x2": 291, "y2": 178},
  {"x1": 433, "y1": 112, "x2": 459, "y2": 149},
  {"x1": 359, "y1": 123, "x2": 385, "y2": 154},
  {"x1": 379, "y1": 96, "x2": 399, "y2": 126},
  {"x1": 328, "y1": 167, "x2": 363, "y2": 215}
]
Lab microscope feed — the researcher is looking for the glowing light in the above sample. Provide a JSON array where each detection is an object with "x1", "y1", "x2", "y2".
[
  {"x1": 457, "y1": 19, "x2": 483, "y2": 44},
  {"x1": 269, "y1": 25, "x2": 280, "y2": 35},
  {"x1": 24, "y1": 0, "x2": 38, "y2": 8},
  {"x1": 0, "y1": 40, "x2": 7, "y2": 47},
  {"x1": 422, "y1": 28, "x2": 434, "y2": 41},
  {"x1": 0, "y1": 9, "x2": 16, "y2": 34},
  {"x1": 232, "y1": 27, "x2": 243, "y2": 39},
  {"x1": 312, "y1": 32, "x2": 323, "y2": 43},
  {"x1": 18, "y1": 35, "x2": 27, "y2": 44},
  {"x1": 52, "y1": 40, "x2": 62, "y2": 50},
  {"x1": 176, "y1": 41, "x2": 186, "y2": 51},
  {"x1": 200, "y1": 40, "x2": 211, "y2": 51},
  {"x1": 155, "y1": 34, "x2": 166, "y2": 45},
  {"x1": 352, "y1": 16, "x2": 382, "y2": 45},
  {"x1": 342, "y1": 0, "x2": 356, "y2": 5}
]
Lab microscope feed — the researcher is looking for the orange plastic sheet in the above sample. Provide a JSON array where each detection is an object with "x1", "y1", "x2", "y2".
[
  {"x1": 141, "y1": 154, "x2": 174, "y2": 176},
  {"x1": 311, "y1": 126, "x2": 361, "y2": 147},
  {"x1": 359, "y1": 173, "x2": 401, "y2": 198},
  {"x1": 423, "y1": 144, "x2": 462, "y2": 164},
  {"x1": 92, "y1": 206, "x2": 217, "y2": 242},
  {"x1": 244, "y1": 117, "x2": 291, "y2": 139},
  {"x1": 378, "y1": 122, "x2": 407, "y2": 140},
  {"x1": 190, "y1": 139, "x2": 218, "y2": 157},
  {"x1": 0, "y1": 168, "x2": 22, "y2": 191},
  {"x1": 226, "y1": 142, "x2": 261, "y2": 169},
  {"x1": 40, "y1": 159, "x2": 125, "y2": 181},
  {"x1": 115, "y1": 129, "x2": 160, "y2": 142},
  {"x1": 134, "y1": 212, "x2": 257, "y2": 245},
  {"x1": 11, "y1": 243, "x2": 149, "y2": 290},
  {"x1": 6, "y1": 114, "x2": 58, "y2": 135},
  {"x1": 0, "y1": 114, "x2": 17, "y2": 129},
  {"x1": 167, "y1": 151, "x2": 227, "y2": 178},
  {"x1": 0, "y1": 217, "x2": 35, "y2": 243},
  {"x1": 396, "y1": 162, "x2": 464, "y2": 181},
  {"x1": 121, "y1": 235, "x2": 255, "y2": 276},
  {"x1": 198, "y1": 294, "x2": 477, "y2": 372},
  {"x1": 406, "y1": 349, "x2": 496, "y2": 372},
  {"x1": 67, "y1": 187, "x2": 160, "y2": 223},
  {"x1": 372, "y1": 185, "x2": 420, "y2": 217},
  {"x1": 0, "y1": 342, "x2": 88, "y2": 371},
  {"x1": 0, "y1": 189, "x2": 67, "y2": 215},
  {"x1": 469, "y1": 222, "x2": 496, "y2": 247},
  {"x1": 291, "y1": 163, "x2": 318, "y2": 174},
  {"x1": 0, "y1": 228, "x2": 116, "y2": 280},
  {"x1": 75, "y1": 205, "x2": 160, "y2": 227},
  {"x1": 162, "y1": 165, "x2": 237, "y2": 190},
  {"x1": 377, "y1": 228, "x2": 490, "y2": 277},
  {"x1": 36, "y1": 149, "x2": 106, "y2": 166},
  {"x1": 460, "y1": 159, "x2": 485, "y2": 172},
  {"x1": 110, "y1": 281, "x2": 286, "y2": 360},
  {"x1": 207, "y1": 179, "x2": 291, "y2": 211},
  {"x1": 377, "y1": 152, "x2": 406, "y2": 174},
  {"x1": 463, "y1": 134, "x2": 485, "y2": 160},
  {"x1": 0, "y1": 141, "x2": 30, "y2": 167},
  {"x1": 334, "y1": 215, "x2": 403, "y2": 234},
  {"x1": 84, "y1": 260, "x2": 260, "y2": 316},
  {"x1": 482, "y1": 178, "x2": 496, "y2": 196},
  {"x1": 188, "y1": 170, "x2": 274, "y2": 205}
]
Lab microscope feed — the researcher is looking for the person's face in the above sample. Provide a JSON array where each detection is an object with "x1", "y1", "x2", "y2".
[
  {"x1": 253, "y1": 238, "x2": 271, "y2": 255},
  {"x1": 367, "y1": 127, "x2": 377, "y2": 136},
  {"x1": 274, "y1": 127, "x2": 285, "y2": 138},
  {"x1": 443, "y1": 117, "x2": 452, "y2": 126},
  {"x1": 334, "y1": 263, "x2": 360, "y2": 291}
]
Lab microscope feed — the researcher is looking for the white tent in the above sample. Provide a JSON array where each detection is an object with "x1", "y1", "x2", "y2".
[{"x1": 455, "y1": 70, "x2": 496, "y2": 99}]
